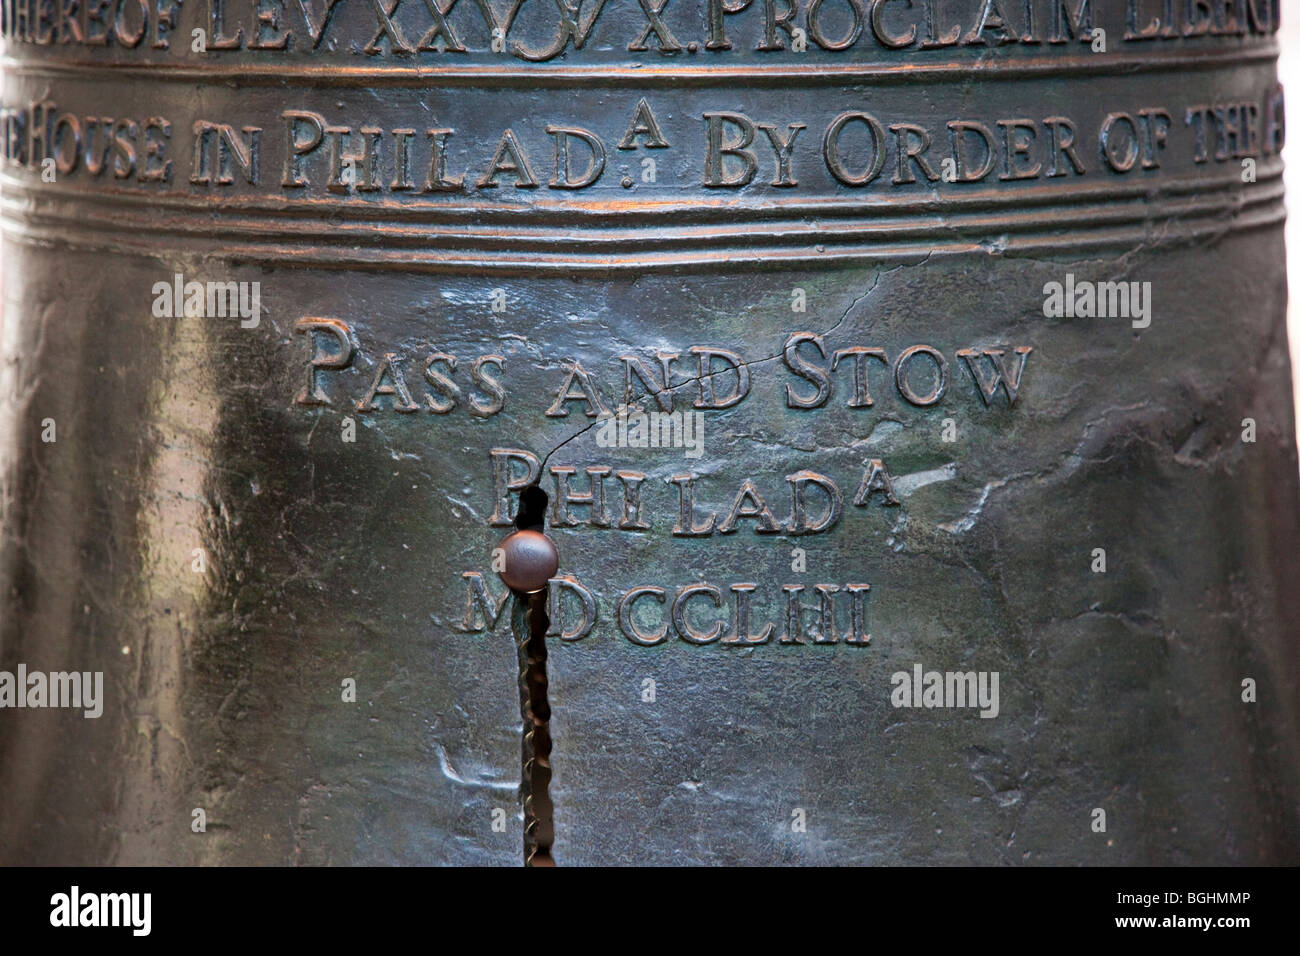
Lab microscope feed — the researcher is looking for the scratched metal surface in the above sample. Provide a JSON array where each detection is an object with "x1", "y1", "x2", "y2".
[{"x1": 2, "y1": 0, "x2": 1299, "y2": 864}]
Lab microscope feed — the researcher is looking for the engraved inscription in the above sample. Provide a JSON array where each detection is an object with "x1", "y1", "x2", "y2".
[
  {"x1": 0, "y1": 0, "x2": 1281, "y2": 59},
  {"x1": 2, "y1": 89, "x2": 1286, "y2": 205}
]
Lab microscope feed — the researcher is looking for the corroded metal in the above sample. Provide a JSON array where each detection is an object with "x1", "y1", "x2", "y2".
[{"x1": 1, "y1": 0, "x2": 1298, "y2": 865}]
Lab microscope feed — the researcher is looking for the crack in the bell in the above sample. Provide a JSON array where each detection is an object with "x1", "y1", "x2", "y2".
[
  {"x1": 510, "y1": 488, "x2": 556, "y2": 867},
  {"x1": 515, "y1": 588, "x2": 555, "y2": 867}
]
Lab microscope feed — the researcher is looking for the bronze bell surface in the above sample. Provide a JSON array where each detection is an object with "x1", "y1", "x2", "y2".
[{"x1": 1, "y1": 0, "x2": 1298, "y2": 867}]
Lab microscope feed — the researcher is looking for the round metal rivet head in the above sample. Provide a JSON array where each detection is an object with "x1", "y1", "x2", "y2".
[{"x1": 496, "y1": 530, "x2": 559, "y2": 593}]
